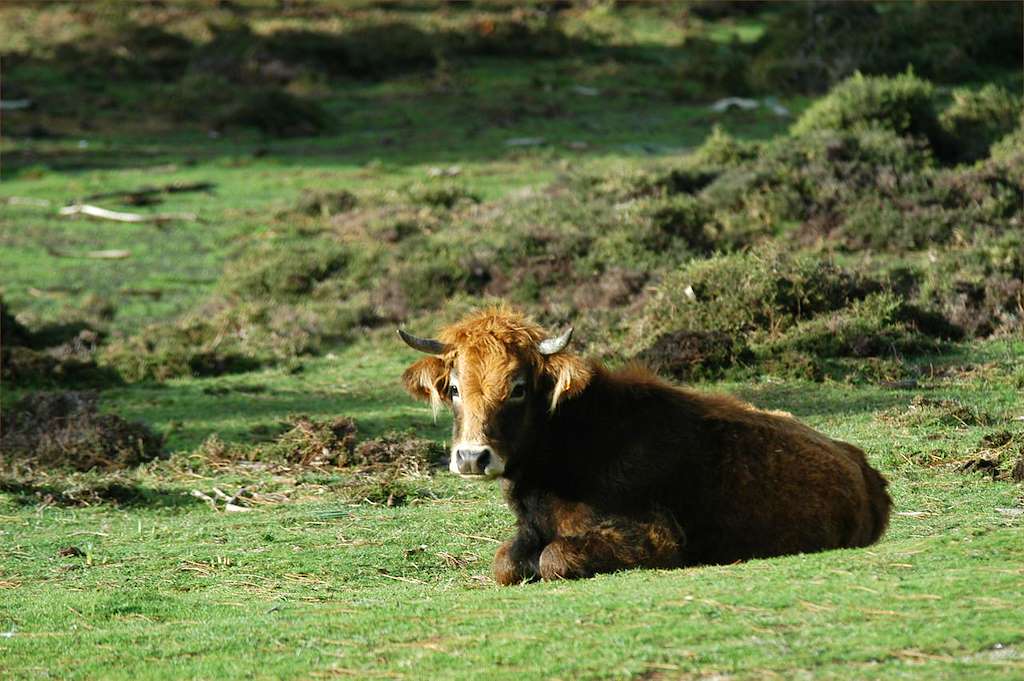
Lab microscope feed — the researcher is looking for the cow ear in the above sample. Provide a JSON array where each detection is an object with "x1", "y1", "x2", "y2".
[
  {"x1": 543, "y1": 353, "x2": 592, "y2": 412},
  {"x1": 402, "y1": 356, "x2": 447, "y2": 417}
]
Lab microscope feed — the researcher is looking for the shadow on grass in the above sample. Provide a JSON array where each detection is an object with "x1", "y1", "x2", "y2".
[
  {"x1": 0, "y1": 476, "x2": 195, "y2": 510},
  {"x1": 733, "y1": 383, "x2": 910, "y2": 419}
]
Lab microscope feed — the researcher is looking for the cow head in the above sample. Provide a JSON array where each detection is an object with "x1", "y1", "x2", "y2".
[{"x1": 399, "y1": 308, "x2": 591, "y2": 480}]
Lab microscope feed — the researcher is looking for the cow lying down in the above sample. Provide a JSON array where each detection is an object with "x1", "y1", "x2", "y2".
[{"x1": 399, "y1": 308, "x2": 891, "y2": 584}]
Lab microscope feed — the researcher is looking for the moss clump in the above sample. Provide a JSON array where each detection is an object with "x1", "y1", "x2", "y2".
[{"x1": 791, "y1": 72, "x2": 941, "y2": 148}]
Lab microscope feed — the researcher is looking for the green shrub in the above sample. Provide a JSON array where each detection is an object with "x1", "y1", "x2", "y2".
[
  {"x1": 791, "y1": 71, "x2": 941, "y2": 148},
  {"x1": 940, "y1": 85, "x2": 1023, "y2": 162},
  {"x1": 638, "y1": 250, "x2": 880, "y2": 343},
  {"x1": 702, "y1": 126, "x2": 933, "y2": 228},
  {"x1": 990, "y1": 122, "x2": 1024, "y2": 162},
  {"x1": 220, "y1": 241, "x2": 350, "y2": 300},
  {"x1": 916, "y1": 232, "x2": 1024, "y2": 338},
  {"x1": 689, "y1": 126, "x2": 761, "y2": 167},
  {"x1": 769, "y1": 292, "x2": 947, "y2": 359}
]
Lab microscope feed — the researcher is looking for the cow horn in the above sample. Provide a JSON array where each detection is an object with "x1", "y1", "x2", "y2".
[
  {"x1": 538, "y1": 327, "x2": 573, "y2": 355},
  {"x1": 398, "y1": 329, "x2": 448, "y2": 355}
]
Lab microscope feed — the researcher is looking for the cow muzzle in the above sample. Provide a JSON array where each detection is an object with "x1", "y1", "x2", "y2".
[{"x1": 451, "y1": 445, "x2": 504, "y2": 479}]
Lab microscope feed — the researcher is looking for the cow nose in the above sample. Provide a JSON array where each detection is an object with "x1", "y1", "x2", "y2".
[{"x1": 455, "y1": 446, "x2": 492, "y2": 476}]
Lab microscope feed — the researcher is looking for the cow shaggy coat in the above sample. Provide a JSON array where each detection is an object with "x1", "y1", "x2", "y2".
[{"x1": 400, "y1": 309, "x2": 891, "y2": 584}]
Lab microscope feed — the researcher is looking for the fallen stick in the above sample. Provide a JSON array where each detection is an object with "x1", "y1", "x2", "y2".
[
  {"x1": 59, "y1": 203, "x2": 197, "y2": 223},
  {"x1": 46, "y1": 247, "x2": 131, "y2": 260},
  {"x1": 191, "y1": 489, "x2": 217, "y2": 510}
]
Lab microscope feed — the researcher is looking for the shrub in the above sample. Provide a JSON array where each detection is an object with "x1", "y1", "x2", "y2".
[
  {"x1": 990, "y1": 122, "x2": 1024, "y2": 162},
  {"x1": 219, "y1": 240, "x2": 350, "y2": 300},
  {"x1": 768, "y1": 292, "x2": 948, "y2": 359},
  {"x1": 940, "y1": 85, "x2": 1023, "y2": 163},
  {"x1": 636, "y1": 330, "x2": 752, "y2": 382},
  {"x1": 702, "y1": 126, "x2": 933, "y2": 229},
  {"x1": 637, "y1": 250, "x2": 879, "y2": 343},
  {"x1": 791, "y1": 71, "x2": 941, "y2": 149}
]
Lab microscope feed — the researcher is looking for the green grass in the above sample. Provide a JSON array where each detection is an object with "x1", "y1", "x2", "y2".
[
  {"x1": 3, "y1": 339, "x2": 1023, "y2": 679},
  {"x1": 2, "y1": 3, "x2": 1023, "y2": 679}
]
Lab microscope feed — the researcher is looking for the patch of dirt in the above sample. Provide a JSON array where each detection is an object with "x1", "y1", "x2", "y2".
[{"x1": 0, "y1": 392, "x2": 164, "y2": 472}]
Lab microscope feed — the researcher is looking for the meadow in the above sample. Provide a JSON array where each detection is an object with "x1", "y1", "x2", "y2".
[{"x1": 1, "y1": 2, "x2": 1022, "y2": 679}]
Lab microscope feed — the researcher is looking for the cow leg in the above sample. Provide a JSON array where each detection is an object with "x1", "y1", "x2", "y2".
[
  {"x1": 493, "y1": 534, "x2": 546, "y2": 585},
  {"x1": 538, "y1": 511, "x2": 685, "y2": 581}
]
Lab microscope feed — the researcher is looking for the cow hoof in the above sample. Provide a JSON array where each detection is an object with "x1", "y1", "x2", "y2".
[
  {"x1": 539, "y1": 540, "x2": 581, "y2": 581},
  {"x1": 493, "y1": 541, "x2": 533, "y2": 585}
]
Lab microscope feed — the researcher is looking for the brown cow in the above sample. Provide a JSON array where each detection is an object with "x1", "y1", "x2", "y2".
[{"x1": 399, "y1": 308, "x2": 891, "y2": 584}]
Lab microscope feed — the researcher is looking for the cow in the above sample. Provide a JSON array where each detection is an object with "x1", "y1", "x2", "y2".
[{"x1": 399, "y1": 307, "x2": 891, "y2": 584}]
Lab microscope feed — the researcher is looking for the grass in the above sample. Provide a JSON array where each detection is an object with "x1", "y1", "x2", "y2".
[{"x1": 2, "y1": 2, "x2": 1023, "y2": 679}]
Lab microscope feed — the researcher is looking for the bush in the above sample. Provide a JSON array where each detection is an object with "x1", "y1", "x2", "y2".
[
  {"x1": 916, "y1": 232, "x2": 1024, "y2": 338},
  {"x1": 791, "y1": 72, "x2": 941, "y2": 149},
  {"x1": 220, "y1": 241, "x2": 351, "y2": 300},
  {"x1": 702, "y1": 126, "x2": 933, "y2": 230},
  {"x1": 940, "y1": 85, "x2": 1023, "y2": 163},
  {"x1": 990, "y1": 123, "x2": 1024, "y2": 162},
  {"x1": 768, "y1": 292, "x2": 949, "y2": 359},
  {"x1": 638, "y1": 250, "x2": 879, "y2": 343}
]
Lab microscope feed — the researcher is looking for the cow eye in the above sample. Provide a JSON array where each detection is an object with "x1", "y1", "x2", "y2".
[
  {"x1": 509, "y1": 384, "x2": 526, "y2": 400},
  {"x1": 450, "y1": 384, "x2": 460, "y2": 399}
]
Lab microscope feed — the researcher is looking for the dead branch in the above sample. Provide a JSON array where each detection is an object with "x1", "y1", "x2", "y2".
[
  {"x1": 58, "y1": 203, "x2": 198, "y2": 223},
  {"x1": 45, "y1": 246, "x2": 131, "y2": 260}
]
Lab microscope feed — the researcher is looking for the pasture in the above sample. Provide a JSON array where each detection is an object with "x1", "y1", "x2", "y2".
[{"x1": 1, "y1": 2, "x2": 1022, "y2": 679}]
